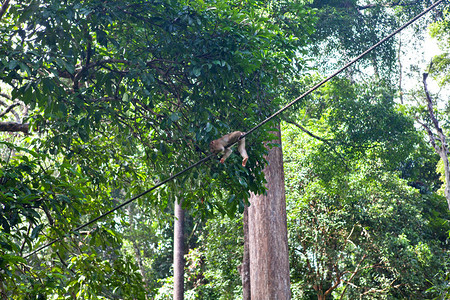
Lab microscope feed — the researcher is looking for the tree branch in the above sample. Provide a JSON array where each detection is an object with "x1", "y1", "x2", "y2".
[
  {"x1": 283, "y1": 118, "x2": 330, "y2": 143},
  {"x1": 360, "y1": 279, "x2": 401, "y2": 296},
  {"x1": 0, "y1": 0, "x2": 10, "y2": 21},
  {"x1": 415, "y1": 118, "x2": 439, "y2": 153},
  {"x1": 0, "y1": 102, "x2": 21, "y2": 118},
  {"x1": 423, "y1": 72, "x2": 447, "y2": 151},
  {"x1": 423, "y1": 69, "x2": 450, "y2": 209},
  {"x1": 338, "y1": 254, "x2": 367, "y2": 300},
  {"x1": 357, "y1": 1, "x2": 418, "y2": 10},
  {"x1": 324, "y1": 264, "x2": 341, "y2": 297},
  {"x1": 283, "y1": 118, "x2": 351, "y2": 169},
  {"x1": 0, "y1": 122, "x2": 29, "y2": 134},
  {"x1": 0, "y1": 99, "x2": 21, "y2": 121},
  {"x1": 0, "y1": 93, "x2": 11, "y2": 100}
]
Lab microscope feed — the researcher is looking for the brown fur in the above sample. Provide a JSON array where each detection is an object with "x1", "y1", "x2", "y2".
[{"x1": 210, "y1": 131, "x2": 248, "y2": 166}]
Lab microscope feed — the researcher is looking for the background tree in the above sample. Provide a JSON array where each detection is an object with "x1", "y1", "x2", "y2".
[{"x1": 283, "y1": 78, "x2": 449, "y2": 299}]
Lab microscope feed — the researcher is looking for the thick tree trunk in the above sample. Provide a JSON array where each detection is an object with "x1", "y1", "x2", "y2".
[
  {"x1": 241, "y1": 204, "x2": 251, "y2": 300},
  {"x1": 174, "y1": 197, "x2": 185, "y2": 300},
  {"x1": 248, "y1": 126, "x2": 291, "y2": 299}
]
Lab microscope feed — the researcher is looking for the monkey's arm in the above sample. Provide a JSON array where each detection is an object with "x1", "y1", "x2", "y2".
[{"x1": 219, "y1": 148, "x2": 233, "y2": 164}]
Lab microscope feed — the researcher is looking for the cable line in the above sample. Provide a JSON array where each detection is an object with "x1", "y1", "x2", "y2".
[
  {"x1": 23, "y1": 0, "x2": 444, "y2": 258},
  {"x1": 23, "y1": 154, "x2": 215, "y2": 258}
]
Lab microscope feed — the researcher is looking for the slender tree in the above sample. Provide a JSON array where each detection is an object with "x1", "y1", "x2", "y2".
[
  {"x1": 417, "y1": 70, "x2": 450, "y2": 210},
  {"x1": 174, "y1": 197, "x2": 185, "y2": 300},
  {"x1": 240, "y1": 205, "x2": 251, "y2": 300}
]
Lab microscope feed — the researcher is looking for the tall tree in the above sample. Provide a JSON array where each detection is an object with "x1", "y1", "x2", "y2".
[
  {"x1": 283, "y1": 77, "x2": 450, "y2": 298},
  {"x1": 248, "y1": 126, "x2": 291, "y2": 299},
  {"x1": 414, "y1": 12, "x2": 450, "y2": 211},
  {"x1": 240, "y1": 205, "x2": 251, "y2": 300}
]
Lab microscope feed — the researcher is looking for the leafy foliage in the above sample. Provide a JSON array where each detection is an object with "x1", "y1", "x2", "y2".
[
  {"x1": 284, "y1": 122, "x2": 450, "y2": 299},
  {"x1": 0, "y1": 0, "x2": 315, "y2": 297}
]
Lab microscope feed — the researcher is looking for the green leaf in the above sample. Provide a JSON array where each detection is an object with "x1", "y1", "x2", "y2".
[
  {"x1": 169, "y1": 112, "x2": 180, "y2": 122},
  {"x1": 18, "y1": 62, "x2": 31, "y2": 75},
  {"x1": 205, "y1": 122, "x2": 212, "y2": 132},
  {"x1": 193, "y1": 67, "x2": 201, "y2": 77},
  {"x1": 8, "y1": 60, "x2": 18, "y2": 70},
  {"x1": 96, "y1": 29, "x2": 108, "y2": 47},
  {"x1": 30, "y1": 224, "x2": 44, "y2": 239}
]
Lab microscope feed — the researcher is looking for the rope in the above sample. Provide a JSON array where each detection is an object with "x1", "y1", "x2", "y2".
[{"x1": 23, "y1": 0, "x2": 444, "y2": 258}]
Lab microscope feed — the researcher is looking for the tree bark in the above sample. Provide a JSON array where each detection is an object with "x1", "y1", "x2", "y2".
[
  {"x1": 0, "y1": 0, "x2": 10, "y2": 21},
  {"x1": 0, "y1": 122, "x2": 28, "y2": 134},
  {"x1": 174, "y1": 197, "x2": 185, "y2": 300},
  {"x1": 240, "y1": 204, "x2": 251, "y2": 300},
  {"x1": 248, "y1": 125, "x2": 291, "y2": 299}
]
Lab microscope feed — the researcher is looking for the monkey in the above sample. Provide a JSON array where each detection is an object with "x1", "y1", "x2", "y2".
[{"x1": 209, "y1": 131, "x2": 248, "y2": 167}]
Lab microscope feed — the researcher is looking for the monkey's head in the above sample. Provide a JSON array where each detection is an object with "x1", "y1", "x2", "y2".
[{"x1": 209, "y1": 140, "x2": 219, "y2": 153}]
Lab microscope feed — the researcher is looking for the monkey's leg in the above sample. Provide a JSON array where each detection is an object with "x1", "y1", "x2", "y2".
[
  {"x1": 220, "y1": 148, "x2": 233, "y2": 163},
  {"x1": 237, "y1": 138, "x2": 248, "y2": 167}
]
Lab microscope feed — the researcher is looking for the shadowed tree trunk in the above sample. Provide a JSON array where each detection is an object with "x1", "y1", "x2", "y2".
[
  {"x1": 248, "y1": 125, "x2": 291, "y2": 299},
  {"x1": 174, "y1": 197, "x2": 185, "y2": 300},
  {"x1": 240, "y1": 204, "x2": 251, "y2": 300},
  {"x1": 127, "y1": 204, "x2": 149, "y2": 298}
]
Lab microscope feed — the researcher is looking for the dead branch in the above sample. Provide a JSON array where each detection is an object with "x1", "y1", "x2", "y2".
[
  {"x1": 339, "y1": 254, "x2": 367, "y2": 300},
  {"x1": 423, "y1": 72, "x2": 447, "y2": 148},
  {"x1": 423, "y1": 71, "x2": 450, "y2": 209},
  {"x1": 416, "y1": 118, "x2": 439, "y2": 152}
]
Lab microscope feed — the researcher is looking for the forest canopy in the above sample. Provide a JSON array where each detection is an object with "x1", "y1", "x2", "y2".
[{"x1": 1, "y1": 0, "x2": 449, "y2": 299}]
